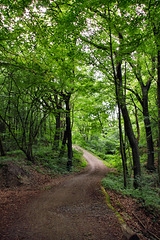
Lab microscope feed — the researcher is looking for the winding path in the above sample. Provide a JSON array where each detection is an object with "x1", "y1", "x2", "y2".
[{"x1": 5, "y1": 146, "x2": 123, "y2": 240}]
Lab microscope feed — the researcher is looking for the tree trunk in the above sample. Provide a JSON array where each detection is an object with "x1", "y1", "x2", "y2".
[
  {"x1": 129, "y1": 62, "x2": 155, "y2": 171},
  {"x1": 116, "y1": 62, "x2": 141, "y2": 188},
  {"x1": 152, "y1": 21, "x2": 160, "y2": 182},
  {"x1": 121, "y1": 104, "x2": 141, "y2": 188},
  {"x1": 65, "y1": 95, "x2": 73, "y2": 171},
  {"x1": 26, "y1": 113, "x2": 34, "y2": 162},
  {"x1": 53, "y1": 111, "x2": 61, "y2": 150},
  {"x1": 25, "y1": 143, "x2": 34, "y2": 162},
  {"x1": 118, "y1": 107, "x2": 127, "y2": 188},
  {"x1": 142, "y1": 91, "x2": 155, "y2": 170},
  {"x1": 108, "y1": 26, "x2": 141, "y2": 187},
  {"x1": 131, "y1": 98, "x2": 140, "y2": 143},
  {"x1": 0, "y1": 135, "x2": 5, "y2": 156},
  {"x1": 157, "y1": 49, "x2": 160, "y2": 184},
  {"x1": 59, "y1": 130, "x2": 67, "y2": 158}
]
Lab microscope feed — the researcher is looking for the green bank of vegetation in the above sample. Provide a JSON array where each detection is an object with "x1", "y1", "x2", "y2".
[
  {"x1": 78, "y1": 135, "x2": 159, "y2": 211},
  {"x1": 0, "y1": 146, "x2": 85, "y2": 177},
  {"x1": 0, "y1": 0, "x2": 160, "y2": 209}
]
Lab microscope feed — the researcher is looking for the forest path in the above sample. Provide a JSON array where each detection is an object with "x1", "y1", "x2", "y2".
[{"x1": 4, "y1": 146, "x2": 123, "y2": 240}]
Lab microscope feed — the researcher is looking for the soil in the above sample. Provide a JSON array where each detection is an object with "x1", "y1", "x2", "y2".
[{"x1": 0, "y1": 146, "x2": 159, "y2": 240}]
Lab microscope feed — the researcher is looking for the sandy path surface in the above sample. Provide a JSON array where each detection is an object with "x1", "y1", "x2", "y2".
[{"x1": 4, "y1": 146, "x2": 123, "y2": 240}]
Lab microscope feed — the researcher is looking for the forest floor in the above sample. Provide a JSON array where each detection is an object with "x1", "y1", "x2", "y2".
[{"x1": 0, "y1": 146, "x2": 159, "y2": 240}]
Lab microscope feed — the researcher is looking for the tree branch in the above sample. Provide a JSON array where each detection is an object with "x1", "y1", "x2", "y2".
[
  {"x1": 80, "y1": 36, "x2": 110, "y2": 53},
  {"x1": 125, "y1": 86, "x2": 143, "y2": 106}
]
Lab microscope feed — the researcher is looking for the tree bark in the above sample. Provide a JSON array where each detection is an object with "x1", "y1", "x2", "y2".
[
  {"x1": 129, "y1": 62, "x2": 155, "y2": 171},
  {"x1": 131, "y1": 98, "x2": 140, "y2": 143},
  {"x1": 53, "y1": 111, "x2": 61, "y2": 150},
  {"x1": 0, "y1": 135, "x2": 5, "y2": 156},
  {"x1": 118, "y1": 107, "x2": 127, "y2": 188},
  {"x1": 116, "y1": 62, "x2": 141, "y2": 188},
  {"x1": 53, "y1": 95, "x2": 63, "y2": 150},
  {"x1": 152, "y1": 21, "x2": 160, "y2": 182},
  {"x1": 121, "y1": 104, "x2": 141, "y2": 188},
  {"x1": 65, "y1": 95, "x2": 73, "y2": 171},
  {"x1": 25, "y1": 147, "x2": 34, "y2": 162},
  {"x1": 59, "y1": 130, "x2": 67, "y2": 158},
  {"x1": 142, "y1": 89, "x2": 155, "y2": 170},
  {"x1": 108, "y1": 26, "x2": 141, "y2": 188},
  {"x1": 157, "y1": 49, "x2": 160, "y2": 183}
]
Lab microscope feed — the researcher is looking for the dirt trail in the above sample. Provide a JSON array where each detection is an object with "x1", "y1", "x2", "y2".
[{"x1": 3, "y1": 146, "x2": 123, "y2": 240}]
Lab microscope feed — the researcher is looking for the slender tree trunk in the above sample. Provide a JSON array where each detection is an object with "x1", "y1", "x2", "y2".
[
  {"x1": 52, "y1": 95, "x2": 63, "y2": 149},
  {"x1": 53, "y1": 111, "x2": 61, "y2": 150},
  {"x1": 121, "y1": 104, "x2": 141, "y2": 187},
  {"x1": 142, "y1": 91, "x2": 155, "y2": 170},
  {"x1": 59, "y1": 130, "x2": 67, "y2": 158},
  {"x1": 65, "y1": 95, "x2": 72, "y2": 171},
  {"x1": 131, "y1": 97, "x2": 140, "y2": 143},
  {"x1": 49, "y1": 115, "x2": 52, "y2": 143},
  {"x1": 25, "y1": 145, "x2": 34, "y2": 162},
  {"x1": 116, "y1": 63, "x2": 141, "y2": 188},
  {"x1": 118, "y1": 107, "x2": 127, "y2": 188},
  {"x1": 26, "y1": 112, "x2": 34, "y2": 162},
  {"x1": 157, "y1": 49, "x2": 160, "y2": 183},
  {"x1": 0, "y1": 120, "x2": 5, "y2": 156},
  {"x1": 129, "y1": 62, "x2": 155, "y2": 171},
  {"x1": 108, "y1": 21, "x2": 141, "y2": 187},
  {"x1": 0, "y1": 135, "x2": 5, "y2": 156}
]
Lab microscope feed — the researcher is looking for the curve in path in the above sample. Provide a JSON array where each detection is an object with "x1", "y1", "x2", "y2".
[{"x1": 5, "y1": 146, "x2": 123, "y2": 240}]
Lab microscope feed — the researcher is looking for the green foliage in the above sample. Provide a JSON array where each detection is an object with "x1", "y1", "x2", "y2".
[
  {"x1": 33, "y1": 145, "x2": 84, "y2": 175},
  {"x1": 78, "y1": 129, "x2": 123, "y2": 171},
  {"x1": 72, "y1": 149, "x2": 87, "y2": 169},
  {"x1": 0, "y1": 150, "x2": 25, "y2": 164},
  {"x1": 80, "y1": 131, "x2": 119, "y2": 156},
  {"x1": 33, "y1": 146, "x2": 67, "y2": 174},
  {"x1": 0, "y1": 145, "x2": 84, "y2": 176},
  {"x1": 103, "y1": 153, "x2": 123, "y2": 171},
  {"x1": 102, "y1": 171, "x2": 160, "y2": 211},
  {"x1": 80, "y1": 158, "x2": 87, "y2": 168}
]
